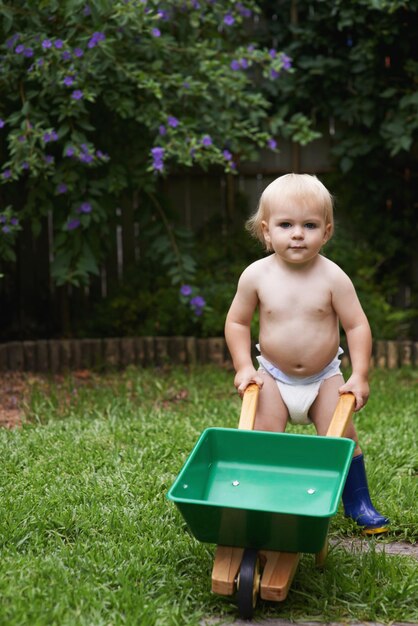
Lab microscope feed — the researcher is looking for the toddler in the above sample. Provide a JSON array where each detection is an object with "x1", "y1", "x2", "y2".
[{"x1": 225, "y1": 173, "x2": 389, "y2": 533}]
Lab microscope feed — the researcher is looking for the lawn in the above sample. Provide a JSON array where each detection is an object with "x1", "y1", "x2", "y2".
[{"x1": 0, "y1": 365, "x2": 416, "y2": 625}]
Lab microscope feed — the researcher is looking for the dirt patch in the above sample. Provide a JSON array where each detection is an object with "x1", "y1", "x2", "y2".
[
  {"x1": 0, "y1": 372, "x2": 28, "y2": 428},
  {"x1": 0, "y1": 370, "x2": 98, "y2": 429},
  {"x1": 0, "y1": 408, "x2": 22, "y2": 429}
]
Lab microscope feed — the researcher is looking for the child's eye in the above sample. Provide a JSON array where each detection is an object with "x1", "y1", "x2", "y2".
[
  {"x1": 305, "y1": 223, "x2": 317, "y2": 229},
  {"x1": 279, "y1": 222, "x2": 292, "y2": 228}
]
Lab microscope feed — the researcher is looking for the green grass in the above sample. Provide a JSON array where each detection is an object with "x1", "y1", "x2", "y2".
[{"x1": 0, "y1": 366, "x2": 416, "y2": 625}]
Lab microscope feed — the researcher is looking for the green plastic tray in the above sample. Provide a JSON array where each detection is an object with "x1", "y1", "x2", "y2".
[{"x1": 168, "y1": 428, "x2": 355, "y2": 553}]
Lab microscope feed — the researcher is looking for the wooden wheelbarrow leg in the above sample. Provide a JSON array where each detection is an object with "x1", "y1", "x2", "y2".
[
  {"x1": 259, "y1": 550, "x2": 300, "y2": 602},
  {"x1": 212, "y1": 546, "x2": 244, "y2": 595}
]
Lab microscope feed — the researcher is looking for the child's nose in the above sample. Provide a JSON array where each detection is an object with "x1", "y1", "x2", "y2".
[{"x1": 292, "y1": 225, "x2": 304, "y2": 238}]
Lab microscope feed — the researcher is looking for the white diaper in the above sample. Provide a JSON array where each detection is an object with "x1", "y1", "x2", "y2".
[{"x1": 256, "y1": 347, "x2": 343, "y2": 425}]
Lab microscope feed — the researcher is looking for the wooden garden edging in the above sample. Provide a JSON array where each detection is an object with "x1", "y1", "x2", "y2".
[{"x1": 0, "y1": 337, "x2": 417, "y2": 373}]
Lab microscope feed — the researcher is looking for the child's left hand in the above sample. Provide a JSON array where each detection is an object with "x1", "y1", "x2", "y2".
[{"x1": 338, "y1": 374, "x2": 370, "y2": 411}]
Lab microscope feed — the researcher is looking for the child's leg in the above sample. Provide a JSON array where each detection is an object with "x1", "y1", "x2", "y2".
[
  {"x1": 309, "y1": 374, "x2": 361, "y2": 452},
  {"x1": 310, "y1": 374, "x2": 389, "y2": 533},
  {"x1": 254, "y1": 370, "x2": 289, "y2": 432}
]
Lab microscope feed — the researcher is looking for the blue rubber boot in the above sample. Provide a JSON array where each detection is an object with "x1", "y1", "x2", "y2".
[{"x1": 342, "y1": 454, "x2": 389, "y2": 535}]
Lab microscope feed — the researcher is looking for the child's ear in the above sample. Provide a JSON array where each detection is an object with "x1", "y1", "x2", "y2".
[
  {"x1": 323, "y1": 223, "x2": 332, "y2": 243},
  {"x1": 261, "y1": 220, "x2": 270, "y2": 244}
]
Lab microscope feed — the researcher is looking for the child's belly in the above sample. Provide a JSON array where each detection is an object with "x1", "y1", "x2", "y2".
[{"x1": 259, "y1": 324, "x2": 340, "y2": 378}]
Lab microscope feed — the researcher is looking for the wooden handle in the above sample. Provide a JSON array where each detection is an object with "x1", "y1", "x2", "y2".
[
  {"x1": 238, "y1": 383, "x2": 259, "y2": 430},
  {"x1": 326, "y1": 393, "x2": 355, "y2": 438}
]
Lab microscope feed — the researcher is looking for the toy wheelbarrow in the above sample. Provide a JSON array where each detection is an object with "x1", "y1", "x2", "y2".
[{"x1": 168, "y1": 385, "x2": 356, "y2": 620}]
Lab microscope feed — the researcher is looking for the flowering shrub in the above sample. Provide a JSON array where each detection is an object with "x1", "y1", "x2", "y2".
[
  {"x1": 0, "y1": 0, "x2": 317, "y2": 287},
  {"x1": 0, "y1": 205, "x2": 21, "y2": 269}
]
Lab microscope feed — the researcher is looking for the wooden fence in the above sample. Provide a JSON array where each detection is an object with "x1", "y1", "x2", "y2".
[{"x1": 0, "y1": 337, "x2": 417, "y2": 373}]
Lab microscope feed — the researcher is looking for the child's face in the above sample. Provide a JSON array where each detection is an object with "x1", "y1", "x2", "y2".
[{"x1": 261, "y1": 198, "x2": 331, "y2": 266}]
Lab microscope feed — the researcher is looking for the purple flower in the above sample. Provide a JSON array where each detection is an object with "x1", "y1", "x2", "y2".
[
  {"x1": 0, "y1": 119, "x2": 5, "y2": 129},
  {"x1": 65, "y1": 146, "x2": 75, "y2": 157},
  {"x1": 10, "y1": 217, "x2": 19, "y2": 226},
  {"x1": 62, "y1": 50, "x2": 72, "y2": 61},
  {"x1": 43, "y1": 130, "x2": 58, "y2": 143},
  {"x1": 79, "y1": 152, "x2": 93, "y2": 163},
  {"x1": 151, "y1": 28, "x2": 161, "y2": 38},
  {"x1": 83, "y1": 5, "x2": 91, "y2": 16},
  {"x1": 268, "y1": 138, "x2": 277, "y2": 150},
  {"x1": 270, "y1": 69, "x2": 280, "y2": 79},
  {"x1": 236, "y1": 3, "x2": 252, "y2": 17},
  {"x1": 96, "y1": 150, "x2": 109, "y2": 160},
  {"x1": 23, "y1": 47, "x2": 34, "y2": 57},
  {"x1": 151, "y1": 146, "x2": 164, "y2": 171},
  {"x1": 67, "y1": 218, "x2": 81, "y2": 231},
  {"x1": 202, "y1": 135, "x2": 212, "y2": 147},
  {"x1": 71, "y1": 89, "x2": 84, "y2": 100},
  {"x1": 230, "y1": 59, "x2": 241, "y2": 71},
  {"x1": 42, "y1": 39, "x2": 52, "y2": 50},
  {"x1": 151, "y1": 147, "x2": 164, "y2": 159},
  {"x1": 44, "y1": 155, "x2": 54, "y2": 164},
  {"x1": 223, "y1": 14, "x2": 235, "y2": 26},
  {"x1": 269, "y1": 49, "x2": 277, "y2": 58},
  {"x1": 2, "y1": 225, "x2": 11, "y2": 234},
  {"x1": 2, "y1": 169, "x2": 12, "y2": 179},
  {"x1": 191, "y1": 296, "x2": 205, "y2": 307},
  {"x1": 88, "y1": 31, "x2": 105, "y2": 48},
  {"x1": 168, "y1": 116, "x2": 179, "y2": 128},
  {"x1": 73, "y1": 47, "x2": 84, "y2": 58},
  {"x1": 280, "y1": 53, "x2": 292, "y2": 70},
  {"x1": 159, "y1": 125, "x2": 167, "y2": 136},
  {"x1": 15, "y1": 44, "x2": 25, "y2": 54},
  {"x1": 190, "y1": 295, "x2": 206, "y2": 315},
  {"x1": 180, "y1": 284, "x2": 192, "y2": 297},
  {"x1": 21, "y1": 161, "x2": 30, "y2": 170},
  {"x1": 6, "y1": 34, "x2": 19, "y2": 49},
  {"x1": 239, "y1": 58, "x2": 249, "y2": 69},
  {"x1": 57, "y1": 183, "x2": 68, "y2": 194},
  {"x1": 64, "y1": 75, "x2": 75, "y2": 86},
  {"x1": 78, "y1": 202, "x2": 92, "y2": 213},
  {"x1": 54, "y1": 39, "x2": 64, "y2": 49},
  {"x1": 223, "y1": 149, "x2": 232, "y2": 160}
]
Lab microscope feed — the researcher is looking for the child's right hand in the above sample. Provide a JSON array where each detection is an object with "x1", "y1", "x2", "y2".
[{"x1": 234, "y1": 368, "x2": 264, "y2": 397}]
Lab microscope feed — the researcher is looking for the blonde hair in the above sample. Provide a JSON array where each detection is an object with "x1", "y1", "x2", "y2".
[{"x1": 246, "y1": 173, "x2": 334, "y2": 251}]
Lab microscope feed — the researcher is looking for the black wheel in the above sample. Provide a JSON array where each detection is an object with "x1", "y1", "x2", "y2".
[{"x1": 237, "y1": 548, "x2": 260, "y2": 620}]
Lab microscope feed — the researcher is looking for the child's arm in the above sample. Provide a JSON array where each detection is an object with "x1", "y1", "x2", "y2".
[
  {"x1": 332, "y1": 270, "x2": 372, "y2": 411},
  {"x1": 225, "y1": 267, "x2": 264, "y2": 395}
]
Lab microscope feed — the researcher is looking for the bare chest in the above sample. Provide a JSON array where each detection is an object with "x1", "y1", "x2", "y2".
[{"x1": 258, "y1": 280, "x2": 333, "y2": 320}]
